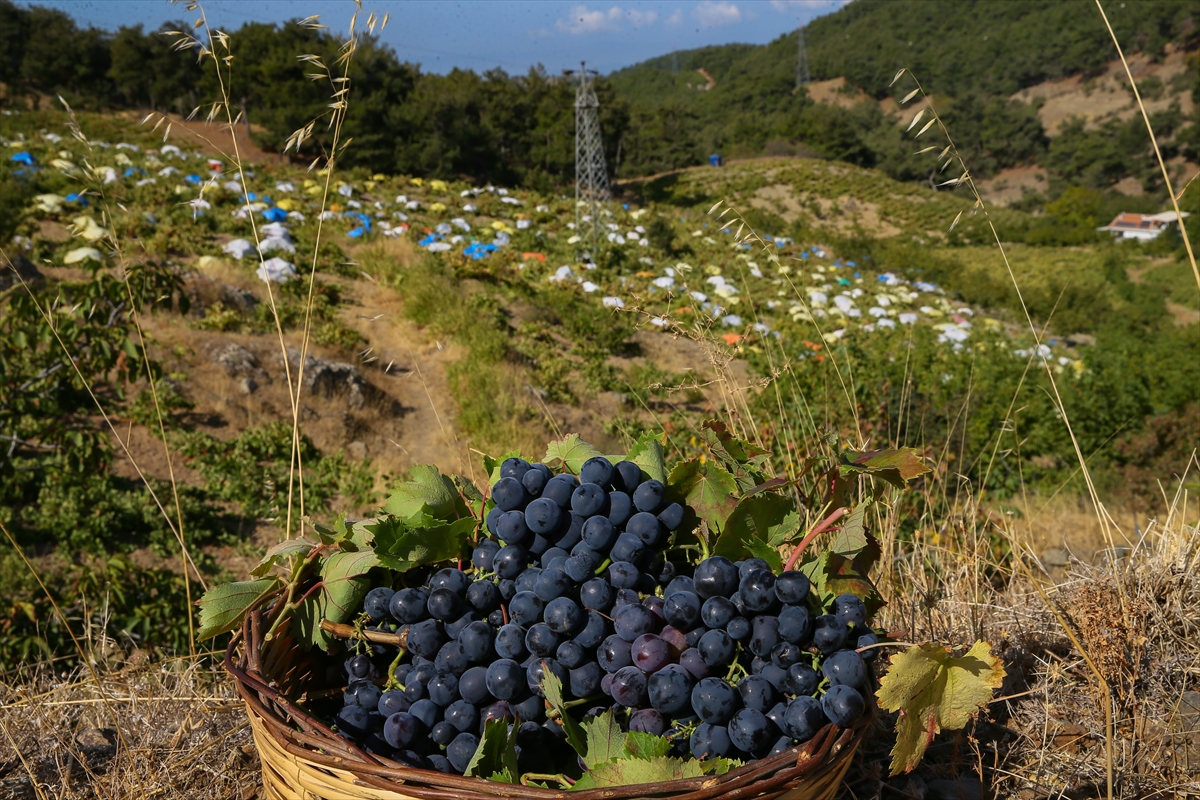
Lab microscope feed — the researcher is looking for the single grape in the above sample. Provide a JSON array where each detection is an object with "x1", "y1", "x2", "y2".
[
  {"x1": 445, "y1": 609, "x2": 479, "y2": 640},
  {"x1": 538, "y1": 549, "x2": 567, "y2": 570},
  {"x1": 778, "y1": 605, "x2": 813, "y2": 645},
  {"x1": 383, "y1": 712, "x2": 420, "y2": 748},
  {"x1": 598, "y1": 634, "x2": 633, "y2": 673},
  {"x1": 492, "y1": 477, "x2": 528, "y2": 511},
  {"x1": 389, "y1": 588, "x2": 430, "y2": 624},
  {"x1": 642, "y1": 594, "x2": 666, "y2": 620},
  {"x1": 632, "y1": 479, "x2": 665, "y2": 513},
  {"x1": 406, "y1": 619, "x2": 445, "y2": 659},
  {"x1": 691, "y1": 677, "x2": 739, "y2": 724},
  {"x1": 700, "y1": 596, "x2": 736, "y2": 630},
  {"x1": 629, "y1": 708, "x2": 665, "y2": 735},
  {"x1": 571, "y1": 483, "x2": 609, "y2": 517},
  {"x1": 345, "y1": 653, "x2": 376, "y2": 681},
  {"x1": 446, "y1": 732, "x2": 479, "y2": 773},
  {"x1": 736, "y1": 674, "x2": 779, "y2": 713},
  {"x1": 496, "y1": 510, "x2": 531, "y2": 545},
  {"x1": 679, "y1": 648, "x2": 711, "y2": 681},
  {"x1": 527, "y1": 534, "x2": 552, "y2": 558},
  {"x1": 408, "y1": 698, "x2": 441, "y2": 730},
  {"x1": 580, "y1": 456, "x2": 614, "y2": 488},
  {"x1": 787, "y1": 695, "x2": 825, "y2": 743},
  {"x1": 430, "y1": 568, "x2": 470, "y2": 596},
  {"x1": 444, "y1": 699, "x2": 478, "y2": 733},
  {"x1": 609, "y1": 532, "x2": 646, "y2": 564},
  {"x1": 728, "y1": 708, "x2": 773, "y2": 753},
  {"x1": 431, "y1": 720, "x2": 457, "y2": 747},
  {"x1": 659, "y1": 626, "x2": 688, "y2": 651},
  {"x1": 697, "y1": 629, "x2": 736, "y2": 667},
  {"x1": 434, "y1": 640, "x2": 472, "y2": 676},
  {"x1": 512, "y1": 692, "x2": 545, "y2": 723},
  {"x1": 541, "y1": 473, "x2": 579, "y2": 508},
  {"x1": 630, "y1": 633, "x2": 671, "y2": 673},
  {"x1": 581, "y1": 515, "x2": 617, "y2": 550},
  {"x1": 774, "y1": 570, "x2": 811, "y2": 605},
  {"x1": 610, "y1": 666, "x2": 649, "y2": 707},
  {"x1": 556, "y1": 640, "x2": 586, "y2": 669},
  {"x1": 524, "y1": 497, "x2": 562, "y2": 536},
  {"x1": 500, "y1": 457, "x2": 531, "y2": 481},
  {"x1": 738, "y1": 570, "x2": 777, "y2": 613},
  {"x1": 426, "y1": 587, "x2": 462, "y2": 622},
  {"x1": 485, "y1": 659, "x2": 525, "y2": 701},
  {"x1": 607, "y1": 491, "x2": 633, "y2": 527},
  {"x1": 563, "y1": 552, "x2": 596, "y2": 583},
  {"x1": 481, "y1": 700, "x2": 514, "y2": 729},
  {"x1": 771, "y1": 641, "x2": 805, "y2": 669},
  {"x1": 626, "y1": 511, "x2": 662, "y2": 546},
  {"x1": 684, "y1": 627, "x2": 705, "y2": 648},
  {"x1": 856, "y1": 632, "x2": 880, "y2": 662},
  {"x1": 613, "y1": 460, "x2": 642, "y2": 493},
  {"x1": 612, "y1": 588, "x2": 641, "y2": 609},
  {"x1": 693, "y1": 556, "x2": 740, "y2": 599},
  {"x1": 573, "y1": 610, "x2": 610, "y2": 648},
  {"x1": 758, "y1": 663, "x2": 789, "y2": 693},
  {"x1": 465, "y1": 580, "x2": 500, "y2": 614},
  {"x1": 813, "y1": 615, "x2": 849, "y2": 654},
  {"x1": 532, "y1": 568, "x2": 569, "y2": 602},
  {"x1": 344, "y1": 680, "x2": 382, "y2": 709},
  {"x1": 472, "y1": 540, "x2": 500, "y2": 572},
  {"x1": 544, "y1": 596, "x2": 583, "y2": 634},
  {"x1": 569, "y1": 661, "x2": 605, "y2": 698},
  {"x1": 458, "y1": 666, "x2": 493, "y2": 705},
  {"x1": 364, "y1": 587, "x2": 395, "y2": 621},
  {"x1": 492, "y1": 545, "x2": 529, "y2": 580},
  {"x1": 832, "y1": 593, "x2": 868, "y2": 627},
  {"x1": 508, "y1": 591, "x2": 544, "y2": 627},
  {"x1": 663, "y1": 591, "x2": 702, "y2": 630},
  {"x1": 613, "y1": 602, "x2": 658, "y2": 642},
  {"x1": 725, "y1": 616, "x2": 750, "y2": 641},
  {"x1": 498, "y1": 579, "x2": 517, "y2": 603},
  {"x1": 765, "y1": 701, "x2": 788, "y2": 733},
  {"x1": 426, "y1": 753, "x2": 453, "y2": 773},
  {"x1": 821, "y1": 684, "x2": 865, "y2": 727},
  {"x1": 785, "y1": 662, "x2": 820, "y2": 696},
  {"x1": 690, "y1": 723, "x2": 733, "y2": 760},
  {"x1": 821, "y1": 649, "x2": 867, "y2": 689},
  {"x1": 579, "y1": 578, "x2": 614, "y2": 611},
  {"x1": 525, "y1": 622, "x2": 561, "y2": 657},
  {"x1": 644, "y1": 663, "x2": 694, "y2": 715},
  {"x1": 378, "y1": 690, "x2": 410, "y2": 717},
  {"x1": 458, "y1": 620, "x2": 495, "y2": 663},
  {"x1": 522, "y1": 463, "x2": 552, "y2": 497},
  {"x1": 495, "y1": 624, "x2": 530, "y2": 661},
  {"x1": 656, "y1": 501, "x2": 685, "y2": 531},
  {"x1": 607, "y1": 561, "x2": 640, "y2": 590},
  {"x1": 749, "y1": 615, "x2": 780, "y2": 658},
  {"x1": 658, "y1": 560, "x2": 677, "y2": 585}
]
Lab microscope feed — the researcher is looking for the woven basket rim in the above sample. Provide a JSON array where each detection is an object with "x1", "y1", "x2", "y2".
[{"x1": 228, "y1": 603, "x2": 874, "y2": 800}]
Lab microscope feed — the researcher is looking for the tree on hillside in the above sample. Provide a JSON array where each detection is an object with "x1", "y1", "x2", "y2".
[{"x1": 108, "y1": 24, "x2": 198, "y2": 113}]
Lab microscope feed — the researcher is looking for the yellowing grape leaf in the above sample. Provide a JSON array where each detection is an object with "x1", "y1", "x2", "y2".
[
  {"x1": 839, "y1": 447, "x2": 930, "y2": 489},
  {"x1": 543, "y1": 434, "x2": 604, "y2": 475},
  {"x1": 668, "y1": 458, "x2": 739, "y2": 533},
  {"x1": 876, "y1": 641, "x2": 1006, "y2": 775}
]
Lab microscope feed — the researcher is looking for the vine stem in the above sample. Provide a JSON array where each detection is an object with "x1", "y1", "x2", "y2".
[
  {"x1": 856, "y1": 641, "x2": 916, "y2": 654},
  {"x1": 784, "y1": 506, "x2": 848, "y2": 571}
]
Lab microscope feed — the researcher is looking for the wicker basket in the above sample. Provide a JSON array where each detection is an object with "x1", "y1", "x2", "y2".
[{"x1": 227, "y1": 605, "x2": 873, "y2": 800}]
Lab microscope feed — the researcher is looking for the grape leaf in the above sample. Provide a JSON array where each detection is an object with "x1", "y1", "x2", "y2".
[
  {"x1": 621, "y1": 431, "x2": 667, "y2": 483},
  {"x1": 623, "y1": 731, "x2": 671, "y2": 760},
  {"x1": 250, "y1": 538, "x2": 316, "y2": 578},
  {"x1": 196, "y1": 578, "x2": 280, "y2": 641},
  {"x1": 583, "y1": 710, "x2": 626, "y2": 768},
  {"x1": 828, "y1": 503, "x2": 871, "y2": 559},
  {"x1": 543, "y1": 434, "x2": 603, "y2": 475},
  {"x1": 799, "y1": 551, "x2": 884, "y2": 616},
  {"x1": 291, "y1": 550, "x2": 378, "y2": 651},
  {"x1": 368, "y1": 515, "x2": 475, "y2": 573},
  {"x1": 384, "y1": 465, "x2": 468, "y2": 521},
  {"x1": 465, "y1": 718, "x2": 519, "y2": 782},
  {"x1": 586, "y1": 752, "x2": 734, "y2": 788},
  {"x1": 713, "y1": 492, "x2": 795, "y2": 570},
  {"x1": 483, "y1": 450, "x2": 522, "y2": 487},
  {"x1": 667, "y1": 458, "x2": 739, "y2": 533},
  {"x1": 839, "y1": 447, "x2": 930, "y2": 489},
  {"x1": 700, "y1": 419, "x2": 768, "y2": 465},
  {"x1": 876, "y1": 641, "x2": 1006, "y2": 775},
  {"x1": 540, "y1": 669, "x2": 588, "y2": 758}
]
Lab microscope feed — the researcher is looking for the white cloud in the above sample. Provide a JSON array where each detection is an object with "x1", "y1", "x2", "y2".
[
  {"x1": 770, "y1": 0, "x2": 852, "y2": 14},
  {"x1": 664, "y1": 8, "x2": 684, "y2": 25},
  {"x1": 555, "y1": 5, "x2": 658, "y2": 35},
  {"x1": 693, "y1": 1, "x2": 742, "y2": 28}
]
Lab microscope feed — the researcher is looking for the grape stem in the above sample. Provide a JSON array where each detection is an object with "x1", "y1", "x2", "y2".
[
  {"x1": 856, "y1": 640, "x2": 916, "y2": 653},
  {"x1": 385, "y1": 647, "x2": 408, "y2": 690},
  {"x1": 783, "y1": 506, "x2": 848, "y2": 572}
]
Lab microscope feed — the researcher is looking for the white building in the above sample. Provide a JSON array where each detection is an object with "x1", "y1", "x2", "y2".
[{"x1": 1097, "y1": 210, "x2": 1190, "y2": 241}]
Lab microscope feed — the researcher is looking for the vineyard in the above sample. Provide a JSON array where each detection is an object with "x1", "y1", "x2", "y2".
[{"x1": 0, "y1": 2, "x2": 1198, "y2": 798}]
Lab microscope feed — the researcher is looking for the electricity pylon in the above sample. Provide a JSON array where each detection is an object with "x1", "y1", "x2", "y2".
[
  {"x1": 569, "y1": 62, "x2": 609, "y2": 257},
  {"x1": 795, "y1": 26, "x2": 810, "y2": 89}
]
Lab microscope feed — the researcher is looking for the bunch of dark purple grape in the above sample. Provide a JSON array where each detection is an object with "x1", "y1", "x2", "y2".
[{"x1": 333, "y1": 455, "x2": 876, "y2": 777}]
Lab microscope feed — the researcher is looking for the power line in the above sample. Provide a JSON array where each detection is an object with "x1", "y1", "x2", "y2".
[
  {"x1": 569, "y1": 62, "x2": 610, "y2": 258},
  {"x1": 795, "y1": 25, "x2": 810, "y2": 89}
]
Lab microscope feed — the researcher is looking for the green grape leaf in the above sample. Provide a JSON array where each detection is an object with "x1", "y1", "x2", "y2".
[
  {"x1": 583, "y1": 710, "x2": 626, "y2": 768},
  {"x1": 713, "y1": 492, "x2": 795, "y2": 570},
  {"x1": 453, "y1": 474, "x2": 484, "y2": 503},
  {"x1": 839, "y1": 447, "x2": 930, "y2": 489},
  {"x1": 828, "y1": 503, "x2": 871, "y2": 558},
  {"x1": 622, "y1": 431, "x2": 667, "y2": 483},
  {"x1": 465, "y1": 718, "x2": 519, "y2": 782},
  {"x1": 700, "y1": 419, "x2": 769, "y2": 466},
  {"x1": 368, "y1": 515, "x2": 475, "y2": 573},
  {"x1": 196, "y1": 578, "x2": 281, "y2": 641},
  {"x1": 586, "y1": 752, "x2": 735, "y2": 788},
  {"x1": 876, "y1": 641, "x2": 1006, "y2": 775},
  {"x1": 543, "y1": 434, "x2": 604, "y2": 475},
  {"x1": 668, "y1": 458, "x2": 739, "y2": 533},
  {"x1": 384, "y1": 465, "x2": 468, "y2": 521},
  {"x1": 292, "y1": 550, "x2": 378, "y2": 651},
  {"x1": 623, "y1": 731, "x2": 672, "y2": 760},
  {"x1": 250, "y1": 538, "x2": 316, "y2": 578},
  {"x1": 483, "y1": 450, "x2": 522, "y2": 487},
  {"x1": 540, "y1": 668, "x2": 588, "y2": 758}
]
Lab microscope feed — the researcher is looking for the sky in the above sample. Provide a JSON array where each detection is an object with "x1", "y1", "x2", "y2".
[{"x1": 22, "y1": 0, "x2": 849, "y2": 75}]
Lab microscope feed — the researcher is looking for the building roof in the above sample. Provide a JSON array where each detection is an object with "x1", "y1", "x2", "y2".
[{"x1": 1097, "y1": 210, "x2": 1190, "y2": 233}]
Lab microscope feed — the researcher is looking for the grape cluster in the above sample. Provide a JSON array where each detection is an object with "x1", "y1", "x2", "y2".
[{"x1": 332, "y1": 455, "x2": 875, "y2": 776}]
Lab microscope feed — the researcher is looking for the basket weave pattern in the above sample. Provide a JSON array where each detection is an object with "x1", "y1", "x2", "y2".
[{"x1": 228, "y1": 605, "x2": 871, "y2": 800}]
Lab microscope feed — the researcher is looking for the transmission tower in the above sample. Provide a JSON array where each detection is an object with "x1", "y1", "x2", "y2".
[
  {"x1": 795, "y1": 25, "x2": 810, "y2": 89},
  {"x1": 570, "y1": 62, "x2": 610, "y2": 256}
]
